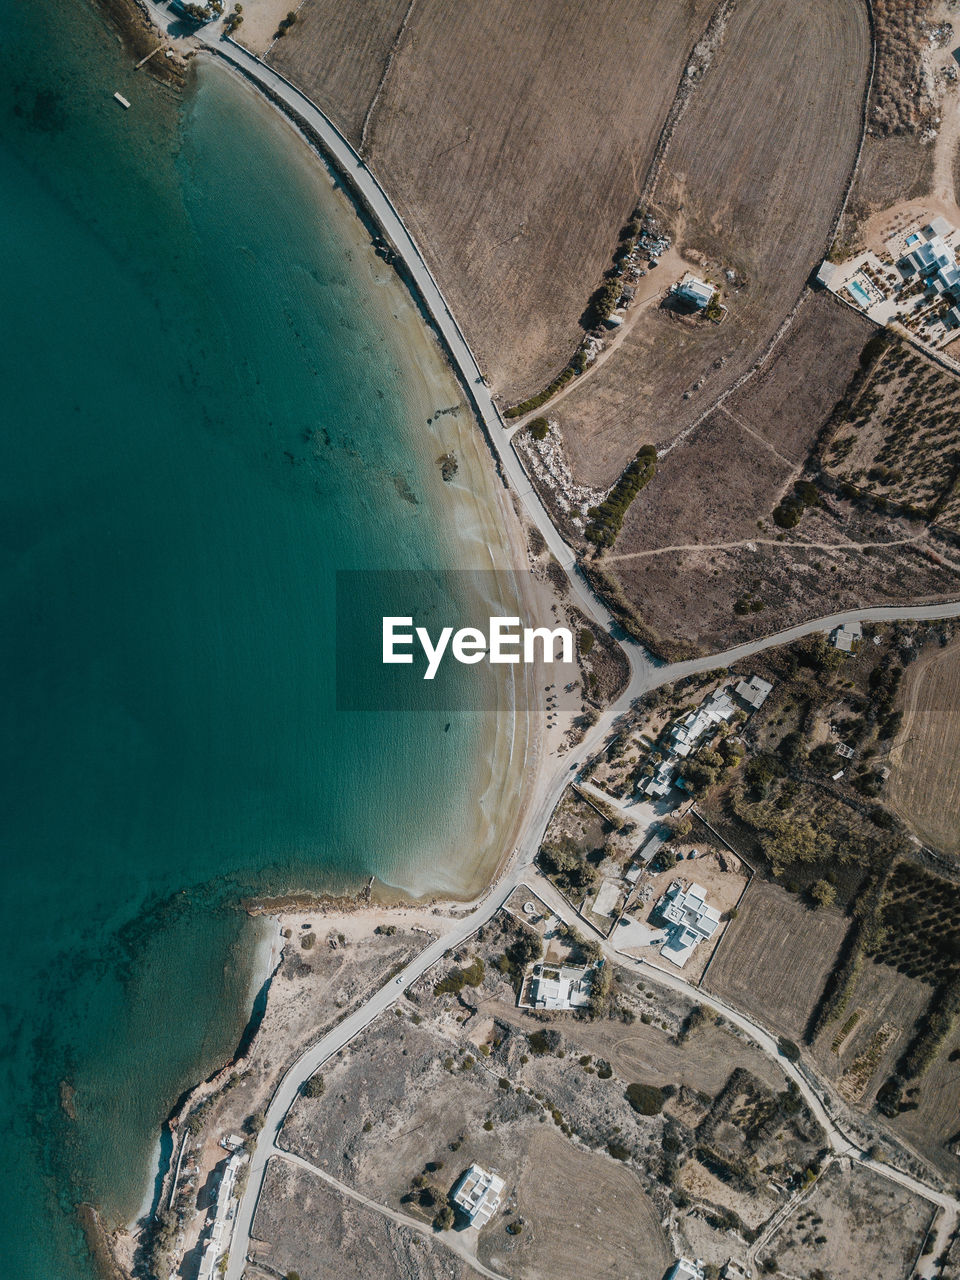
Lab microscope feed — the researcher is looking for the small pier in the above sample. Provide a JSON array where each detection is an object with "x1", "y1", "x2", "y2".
[
  {"x1": 135, "y1": 46, "x2": 163, "y2": 70},
  {"x1": 113, "y1": 92, "x2": 131, "y2": 109}
]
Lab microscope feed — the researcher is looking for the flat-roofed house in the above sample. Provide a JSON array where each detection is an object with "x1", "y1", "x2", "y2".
[
  {"x1": 453, "y1": 1164, "x2": 505, "y2": 1228},
  {"x1": 735, "y1": 674, "x2": 773, "y2": 710},
  {"x1": 667, "y1": 1260, "x2": 705, "y2": 1280},
  {"x1": 675, "y1": 273, "x2": 715, "y2": 308},
  {"x1": 830, "y1": 620, "x2": 862, "y2": 652},
  {"x1": 656, "y1": 881, "x2": 721, "y2": 967}
]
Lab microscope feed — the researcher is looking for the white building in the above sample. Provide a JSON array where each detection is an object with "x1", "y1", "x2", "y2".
[
  {"x1": 830, "y1": 620, "x2": 862, "y2": 652},
  {"x1": 197, "y1": 1150, "x2": 248, "y2": 1280},
  {"x1": 643, "y1": 760, "x2": 676, "y2": 797},
  {"x1": 900, "y1": 220, "x2": 960, "y2": 299},
  {"x1": 734, "y1": 673, "x2": 773, "y2": 710},
  {"x1": 675, "y1": 273, "x2": 715, "y2": 309},
  {"x1": 453, "y1": 1164, "x2": 505, "y2": 1228},
  {"x1": 657, "y1": 881, "x2": 721, "y2": 967},
  {"x1": 669, "y1": 687, "x2": 737, "y2": 757},
  {"x1": 667, "y1": 1259, "x2": 705, "y2": 1280},
  {"x1": 525, "y1": 962, "x2": 593, "y2": 1010}
]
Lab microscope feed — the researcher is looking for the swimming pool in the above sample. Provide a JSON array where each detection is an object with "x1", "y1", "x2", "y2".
[
  {"x1": 906, "y1": 233, "x2": 920, "y2": 246},
  {"x1": 847, "y1": 278, "x2": 872, "y2": 308}
]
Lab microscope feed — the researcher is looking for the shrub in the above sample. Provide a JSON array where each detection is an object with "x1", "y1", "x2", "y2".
[
  {"x1": 625, "y1": 1082, "x2": 665, "y2": 1115},
  {"x1": 585, "y1": 445, "x2": 657, "y2": 548},
  {"x1": 529, "y1": 416, "x2": 549, "y2": 440},
  {"x1": 302, "y1": 1073, "x2": 325, "y2": 1098}
]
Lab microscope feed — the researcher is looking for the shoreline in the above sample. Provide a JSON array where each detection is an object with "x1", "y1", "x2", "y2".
[{"x1": 188, "y1": 51, "x2": 545, "y2": 903}]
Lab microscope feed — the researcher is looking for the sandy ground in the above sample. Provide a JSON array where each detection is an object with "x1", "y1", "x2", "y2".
[{"x1": 234, "y1": 0, "x2": 293, "y2": 55}]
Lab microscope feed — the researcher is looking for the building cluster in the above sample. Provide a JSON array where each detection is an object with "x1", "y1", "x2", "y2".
[
  {"x1": 898, "y1": 216, "x2": 960, "y2": 327},
  {"x1": 655, "y1": 880, "x2": 722, "y2": 968},
  {"x1": 820, "y1": 214, "x2": 960, "y2": 355},
  {"x1": 452, "y1": 1164, "x2": 505, "y2": 1228},
  {"x1": 642, "y1": 675, "x2": 772, "y2": 799},
  {"x1": 197, "y1": 1147, "x2": 248, "y2": 1280}
]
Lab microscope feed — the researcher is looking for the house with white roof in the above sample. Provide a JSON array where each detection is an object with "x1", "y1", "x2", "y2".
[
  {"x1": 523, "y1": 962, "x2": 593, "y2": 1011},
  {"x1": 734, "y1": 673, "x2": 773, "y2": 710},
  {"x1": 656, "y1": 881, "x2": 721, "y2": 967},
  {"x1": 899, "y1": 220, "x2": 960, "y2": 302},
  {"x1": 830, "y1": 620, "x2": 862, "y2": 653},
  {"x1": 453, "y1": 1164, "x2": 505, "y2": 1228},
  {"x1": 674, "y1": 273, "x2": 715, "y2": 309},
  {"x1": 668, "y1": 687, "x2": 737, "y2": 757},
  {"x1": 667, "y1": 1259, "x2": 705, "y2": 1280}
]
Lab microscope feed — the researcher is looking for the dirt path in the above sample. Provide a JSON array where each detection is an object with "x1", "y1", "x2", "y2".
[
  {"x1": 506, "y1": 245, "x2": 692, "y2": 435},
  {"x1": 603, "y1": 533, "x2": 928, "y2": 564}
]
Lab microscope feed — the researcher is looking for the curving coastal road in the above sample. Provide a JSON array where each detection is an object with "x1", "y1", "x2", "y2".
[{"x1": 136, "y1": 9, "x2": 960, "y2": 1278}]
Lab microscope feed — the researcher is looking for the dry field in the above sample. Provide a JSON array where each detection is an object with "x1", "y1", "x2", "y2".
[
  {"x1": 555, "y1": 0, "x2": 870, "y2": 487},
  {"x1": 761, "y1": 1161, "x2": 932, "y2": 1280},
  {"x1": 602, "y1": 502, "x2": 960, "y2": 656},
  {"x1": 722, "y1": 292, "x2": 876, "y2": 461},
  {"x1": 703, "y1": 880, "x2": 850, "y2": 1041},
  {"x1": 250, "y1": 1156, "x2": 470, "y2": 1280},
  {"x1": 887, "y1": 636, "x2": 960, "y2": 854},
  {"x1": 265, "y1": 0, "x2": 410, "y2": 141},
  {"x1": 270, "y1": 0, "x2": 715, "y2": 401},
  {"x1": 483, "y1": 991, "x2": 787, "y2": 1097},
  {"x1": 489, "y1": 1128, "x2": 670, "y2": 1280}
]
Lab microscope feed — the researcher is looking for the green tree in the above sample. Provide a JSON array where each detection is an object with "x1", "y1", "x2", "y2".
[{"x1": 811, "y1": 879, "x2": 837, "y2": 908}]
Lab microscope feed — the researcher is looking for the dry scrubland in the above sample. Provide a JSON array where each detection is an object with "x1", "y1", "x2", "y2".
[
  {"x1": 275, "y1": 907, "x2": 827, "y2": 1277},
  {"x1": 762, "y1": 1162, "x2": 932, "y2": 1280},
  {"x1": 704, "y1": 880, "x2": 850, "y2": 1042},
  {"x1": 250, "y1": 1157, "x2": 469, "y2": 1280},
  {"x1": 556, "y1": 0, "x2": 869, "y2": 487},
  {"x1": 888, "y1": 636, "x2": 960, "y2": 854},
  {"x1": 269, "y1": 0, "x2": 714, "y2": 400}
]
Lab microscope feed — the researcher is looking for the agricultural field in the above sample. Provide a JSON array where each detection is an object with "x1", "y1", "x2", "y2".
[
  {"x1": 270, "y1": 0, "x2": 715, "y2": 401},
  {"x1": 759, "y1": 1161, "x2": 933, "y2": 1280},
  {"x1": 703, "y1": 880, "x2": 850, "y2": 1042},
  {"x1": 264, "y1": 0, "x2": 410, "y2": 137},
  {"x1": 554, "y1": 0, "x2": 870, "y2": 488},
  {"x1": 249, "y1": 1157, "x2": 469, "y2": 1280},
  {"x1": 887, "y1": 1018, "x2": 960, "y2": 1180},
  {"x1": 822, "y1": 337, "x2": 960, "y2": 526},
  {"x1": 888, "y1": 635, "x2": 960, "y2": 853}
]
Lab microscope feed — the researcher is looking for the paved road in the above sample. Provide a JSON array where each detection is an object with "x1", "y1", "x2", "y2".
[{"x1": 132, "y1": 12, "x2": 960, "y2": 1276}]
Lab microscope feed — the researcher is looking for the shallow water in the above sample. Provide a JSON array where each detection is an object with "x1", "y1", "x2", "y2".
[{"x1": 0, "y1": 2, "x2": 516, "y2": 1273}]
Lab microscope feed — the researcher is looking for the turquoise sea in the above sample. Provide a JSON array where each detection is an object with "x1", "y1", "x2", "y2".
[{"x1": 0, "y1": 2, "x2": 512, "y2": 1274}]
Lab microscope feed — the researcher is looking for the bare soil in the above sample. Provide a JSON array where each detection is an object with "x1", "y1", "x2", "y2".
[
  {"x1": 269, "y1": 0, "x2": 715, "y2": 401},
  {"x1": 703, "y1": 880, "x2": 851, "y2": 1041},
  {"x1": 555, "y1": 0, "x2": 870, "y2": 486},
  {"x1": 250, "y1": 1156, "x2": 472, "y2": 1279},
  {"x1": 481, "y1": 1128, "x2": 670, "y2": 1280},
  {"x1": 760, "y1": 1160, "x2": 932, "y2": 1280}
]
